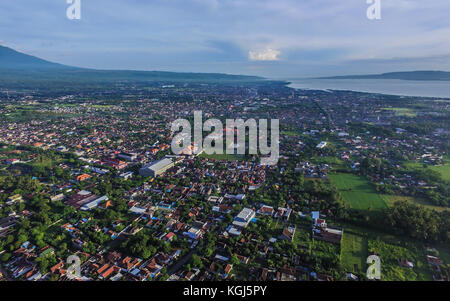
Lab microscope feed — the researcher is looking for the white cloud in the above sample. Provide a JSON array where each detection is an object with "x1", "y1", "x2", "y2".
[{"x1": 249, "y1": 48, "x2": 281, "y2": 61}]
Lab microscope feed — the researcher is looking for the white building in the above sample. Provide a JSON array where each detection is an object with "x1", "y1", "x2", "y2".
[
  {"x1": 80, "y1": 195, "x2": 109, "y2": 211},
  {"x1": 316, "y1": 141, "x2": 328, "y2": 149},
  {"x1": 139, "y1": 158, "x2": 174, "y2": 177},
  {"x1": 232, "y1": 208, "x2": 255, "y2": 228}
]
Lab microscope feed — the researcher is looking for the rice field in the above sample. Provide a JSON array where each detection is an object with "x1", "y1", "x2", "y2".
[{"x1": 328, "y1": 173, "x2": 388, "y2": 211}]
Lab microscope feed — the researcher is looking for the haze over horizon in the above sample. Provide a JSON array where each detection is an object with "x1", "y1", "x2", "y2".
[{"x1": 1, "y1": 0, "x2": 450, "y2": 78}]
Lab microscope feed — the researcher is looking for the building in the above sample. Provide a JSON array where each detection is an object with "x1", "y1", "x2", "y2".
[
  {"x1": 118, "y1": 152, "x2": 137, "y2": 161},
  {"x1": 103, "y1": 158, "x2": 128, "y2": 170},
  {"x1": 139, "y1": 158, "x2": 174, "y2": 177},
  {"x1": 76, "y1": 174, "x2": 91, "y2": 182},
  {"x1": 184, "y1": 227, "x2": 203, "y2": 240},
  {"x1": 65, "y1": 190, "x2": 101, "y2": 210},
  {"x1": 80, "y1": 195, "x2": 109, "y2": 211},
  {"x1": 90, "y1": 167, "x2": 109, "y2": 175},
  {"x1": 118, "y1": 171, "x2": 133, "y2": 180},
  {"x1": 257, "y1": 205, "x2": 275, "y2": 216},
  {"x1": 6, "y1": 194, "x2": 23, "y2": 205},
  {"x1": 50, "y1": 194, "x2": 65, "y2": 202},
  {"x1": 207, "y1": 196, "x2": 224, "y2": 204},
  {"x1": 232, "y1": 208, "x2": 255, "y2": 228},
  {"x1": 316, "y1": 141, "x2": 328, "y2": 149},
  {"x1": 280, "y1": 226, "x2": 296, "y2": 241},
  {"x1": 313, "y1": 227, "x2": 343, "y2": 245}
]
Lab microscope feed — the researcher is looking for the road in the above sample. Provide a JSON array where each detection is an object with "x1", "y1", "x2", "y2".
[{"x1": 167, "y1": 248, "x2": 197, "y2": 276}]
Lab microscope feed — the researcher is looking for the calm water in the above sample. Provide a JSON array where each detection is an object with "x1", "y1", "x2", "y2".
[{"x1": 286, "y1": 78, "x2": 450, "y2": 98}]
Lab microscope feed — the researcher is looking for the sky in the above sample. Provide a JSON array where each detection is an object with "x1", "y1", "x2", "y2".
[{"x1": 1, "y1": 0, "x2": 450, "y2": 78}]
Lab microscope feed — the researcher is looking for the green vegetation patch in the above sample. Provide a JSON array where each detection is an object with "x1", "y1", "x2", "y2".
[
  {"x1": 328, "y1": 173, "x2": 388, "y2": 211},
  {"x1": 382, "y1": 107, "x2": 417, "y2": 117},
  {"x1": 368, "y1": 239, "x2": 432, "y2": 281},
  {"x1": 383, "y1": 195, "x2": 449, "y2": 212},
  {"x1": 341, "y1": 225, "x2": 434, "y2": 281},
  {"x1": 429, "y1": 164, "x2": 450, "y2": 182},
  {"x1": 340, "y1": 230, "x2": 368, "y2": 274}
]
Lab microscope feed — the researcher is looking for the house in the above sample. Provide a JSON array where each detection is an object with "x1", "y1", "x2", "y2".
[
  {"x1": 50, "y1": 194, "x2": 65, "y2": 202},
  {"x1": 184, "y1": 227, "x2": 203, "y2": 240},
  {"x1": 227, "y1": 226, "x2": 242, "y2": 236},
  {"x1": 76, "y1": 174, "x2": 91, "y2": 182},
  {"x1": 50, "y1": 260, "x2": 65, "y2": 274},
  {"x1": 118, "y1": 152, "x2": 137, "y2": 161},
  {"x1": 311, "y1": 211, "x2": 320, "y2": 222},
  {"x1": 315, "y1": 218, "x2": 327, "y2": 228},
  {"x1": 257, "y1": 205, "x2": 275, "y2": 216},
  {"x1": 6, "y1": 194, "x2": 23, "y2": 205},
  {"x1": 275, "y1": 207, "x2": 292, "y2": 221},
  {"x1": 208, "y1": 196, "x2": 224, "y2": 204},
  {"x1": 90, "y1": 167, "x2": 109, "y2": 175},
  {"x1": 164, "y1": 232, "x2": 175, "y2": 242},
  {"x1": 5, "y1": 158, "x2": 19, "y2": 165},
  {"x1": 73, "y1": 238, "x2": 86, "y2": 249},
  {"x1": 222, "y1": 264, "x2": 233, "y2": 279},
  {"x1": 280, "y1": 226, "x2": 296, "y2": 242},
  {"x1": 313, "y1": 227, "x2": 343, "y2": 245},
  {"x1": 399, "y1": 259, "x2": 414, "y2": 268},
  {"x1": 39, "y1": 246, "x2": 55, "y2": 258},
  {"x1": 316, "y1": 141, "x2": 328, "y2": 149},
  {"x1": 426, "y1": 255, "x2": 442, "y2": 266},
  {"x1": 102, "y1": 158, "x2": 128, "y2": 170},
  {"x1": 118, "y1": 171, "x2": 134, "y2": 180},
  {"x1": 212, "y1": 204, "x2": 232, "y2": 214},
  {"x1": 0, "y1": 216, "x2": 17, "y2": 232}
]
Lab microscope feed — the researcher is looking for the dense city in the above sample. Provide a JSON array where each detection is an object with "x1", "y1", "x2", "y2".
[{"x1": 0, "y1": 80, "x2": 448, "y2": 282}]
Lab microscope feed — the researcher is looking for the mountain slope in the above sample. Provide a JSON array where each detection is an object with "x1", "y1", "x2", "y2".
[
  {"x1": 319, "y1": 71, "x2": 450, "y2": 81},
  {"x1": 0, "y1": 45, "x2": 264, "y2": 84},
  {"x1": 0, "y1": 46, "x2": 73, "y2": 70}
]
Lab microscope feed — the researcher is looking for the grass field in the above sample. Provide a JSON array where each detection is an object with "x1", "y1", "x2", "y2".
[
  {"x1": 340, "y1": 225, "x2": 434, "y2": 281},
  {"x1": 404, "y1": 157, "x2": 450, "y2": 182},
  {"x1": 382, "y1": 107, "x2": 417, "y2": 117},
  {"x1": 328, "y1": 173, "x2": 388, "y2": 211},
  {"x1": 340, "y1": 230, "x2": 368, "y2": 274},
  {"x1": 429, "y1": 164, "x2": 450, "y2": 182},
  {"x1": 383, "y1": 195, "x2": 449, "y2": 212}
]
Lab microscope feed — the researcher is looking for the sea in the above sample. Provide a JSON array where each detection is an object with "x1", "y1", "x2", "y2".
[{"x1": 285, "y1": 78, "x2": 450, "y2": 99}]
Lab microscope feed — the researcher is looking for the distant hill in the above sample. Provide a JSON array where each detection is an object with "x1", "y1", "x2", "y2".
[
  {"x1": 0, "y1": 45, "x2": 264, "y2": 85},
  {"x1": 0, "y1": 46, "x2": 72, "y2": 70},
  {"x1": 319, "y1": 71, "x2": 450, "y2": 81}
]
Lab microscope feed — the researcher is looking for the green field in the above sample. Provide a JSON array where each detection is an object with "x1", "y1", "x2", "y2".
[
  {"x1": 341, "y1": 225, "x2": 434, "y2": 281},
  {"x1": 383, "y1": 195, "x2": 449, "y2": 212},
  {"x1": 429, "y1": 164, "x2": 450, "y2": 182},
  {"x1": 368, "y1": 239, "x2": 432, "y2": 281},
  {"x1": 404, "y1": 157, "x2": 450, "y2": 182},
  {"x1": 340, "y1": 230, "x2": 368, "y2": 274},
  {"x1": 382, "y1": 107, "x2": 417, "y2": 117},
  {"x1": 328, "y1": 173, "x2": 388, "y2": 211}
]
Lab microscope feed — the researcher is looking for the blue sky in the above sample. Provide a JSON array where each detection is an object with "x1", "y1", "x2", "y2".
[{"x1": 1, "y1": 0, "x2": 450, "y2": 78}]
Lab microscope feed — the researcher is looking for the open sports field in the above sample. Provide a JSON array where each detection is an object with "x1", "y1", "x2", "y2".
[{"x1": 328, "y1": 173, "x2": 388, "y2": 211}]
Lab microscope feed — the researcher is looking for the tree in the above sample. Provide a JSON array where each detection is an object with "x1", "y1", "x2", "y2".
[{"x1": 190, "y1": 254, "x2": 203, "y2": 269}]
